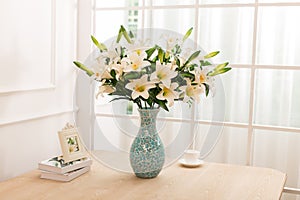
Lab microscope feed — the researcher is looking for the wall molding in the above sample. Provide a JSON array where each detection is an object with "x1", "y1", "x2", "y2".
[
  {"x1": 0, "y1": 0, "x2": 57, "y2": 96},
  {"x1": 0, "y1": 85, "x2": 56, "y2": 96},
  {"x1": 0, "y1": 107, "x2": 77, "y2": 127}
]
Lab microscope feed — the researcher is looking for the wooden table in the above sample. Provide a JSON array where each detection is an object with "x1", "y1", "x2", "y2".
[{"x1": 0, "y1": 152, "x2": 286, "y2": 200}]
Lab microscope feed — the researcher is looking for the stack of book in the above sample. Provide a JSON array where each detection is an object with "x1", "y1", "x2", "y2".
[{"x1": 38, "y1": 156, "x2": 92, "y2": 182}]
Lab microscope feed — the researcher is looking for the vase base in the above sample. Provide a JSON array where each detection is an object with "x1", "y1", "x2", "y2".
[{"x1": 134, "y1": 170, "x2": 161, "y2": 179}]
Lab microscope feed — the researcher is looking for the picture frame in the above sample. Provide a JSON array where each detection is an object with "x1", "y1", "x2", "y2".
[{"x1": 58, "y1": 123, "x2": 86, "y2": 163}]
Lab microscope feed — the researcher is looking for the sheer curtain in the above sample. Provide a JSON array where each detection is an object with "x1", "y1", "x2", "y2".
[{"x1": 92, "y1": 1, "x2": 300, "y2": 199}]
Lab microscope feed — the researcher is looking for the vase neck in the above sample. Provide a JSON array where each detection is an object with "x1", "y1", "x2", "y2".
[{"x1": 138, "y1": 109, "x2": 159, "y2": 131}]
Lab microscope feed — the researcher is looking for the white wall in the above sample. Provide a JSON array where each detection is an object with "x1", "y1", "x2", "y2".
[{"x1": 0, "y1": 0, "x2": 77, "y2": 181}]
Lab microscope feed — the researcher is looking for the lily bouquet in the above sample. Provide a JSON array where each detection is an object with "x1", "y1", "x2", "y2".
[{"x1": 74, "y1": 26, "x2": 231, "y2": 111}]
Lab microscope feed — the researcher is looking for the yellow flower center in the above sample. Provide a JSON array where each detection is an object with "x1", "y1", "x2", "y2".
[
  {"x1": 168, "y1": 38, "x2": 174, "y2": 43},
  {"x1": 157, "y1": 72, "x2": 166, "y2": 80},
  {"x1": 186, "y1": 86, "x2": 194, "y2": 97},
  {"x1": 132, "y1": 63, "x2": 139, "y2": 70},
  {"x1": 136, "y1": 85, "x2": 145, "y2": 92},
  {"x1": 200, "y1": 74, "x2": 206, "y2": 83},
  {"x1": 162, "y1": 87, "x2": 170, "y2": 96},
  {"x1": 136, "y1": 49, "x2": 141, "y2": 56}
]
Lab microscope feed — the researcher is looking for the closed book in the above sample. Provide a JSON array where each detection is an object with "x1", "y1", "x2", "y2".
[
  {"x1": 40, "y1": 166, "x2": 90, "y2": 182},
  {"x1": 38, "y1": 156, "x2": 92, "y2": 174}
]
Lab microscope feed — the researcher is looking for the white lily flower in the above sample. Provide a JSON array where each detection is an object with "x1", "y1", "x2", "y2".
[
  {"x1": 127, "y1": 38, "x2": 151, "y2": 53},
  {"x1": 102, "y1": 43, "x2": 122, "y2": 64},
  {"x1": 91, "y1": 63, "x2": 113, "y2": 81},
  {"x1": 179, "y1": 79, "x2": 204, "y2": 103},
  {"x1": 96, "y1": 81, "x2": 115, "y2": 98},
  {"x1": 111, "y1": 59, "x2": 128, "y2": 79},
  {"x1": 91, "y1": 65, "x2": 104, "y2": 81},
  {"x1": 156, "y1": 83, "x2": 179, "y2": 107},
  {"x1": 194, "y1": 68, "x2": 216, "y2": 96},
  {"x1": 161, "y1": 34, "x2": 182, "y2": 52},
  {"x1": 101, "y1": 70, "x2": 113, "y2": 79},
  {"x1": 96, "y1": 54, "x2": 109, "y2": 67},
  {"x1": 123, "y1": 51, "x2": 150, "y2": 72},
  {"x1": 125, "y1": 74, "x2": 157, "y2": 100},
  {"x1": 194, "y1": 68, "x2": 209, "y2": 84},
  {"x1": 170, "y1": 60, "x2": 179, "y2": 71},
  {"x1": 150, "y1": 61, "x2": 178, "y2": 87}
]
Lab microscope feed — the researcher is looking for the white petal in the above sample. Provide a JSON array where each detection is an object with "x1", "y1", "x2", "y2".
[
  {"x1": 125, "y1": 82, "x2": 135, "y2": 90},
  {"x1": 150, "y1": 72, "x2": 157, "y2": 81},
  {"x1": 183, "y1": 96, "x2": 189, "y2": 103},
  {"x1": 131, "y1": 91, "x2": 139, "y2": 99},
  {"x1": 141, "y1": 60, "x2": 151, "y2": 68},
  {"x1": 140, "y1": 74, "x2": 149, "y2": 83},
  {"x1": 167, "y1": 98, "x2": 174, "y2": 107},
  {"x1": 156, "y1": 91, "x2": 165, "y2": 101},
  {"x1": 161, "y1": 79, "x2": 171, "y2": 87},
  {"x1": 140, "y1": 51, "x2": 147, "y2": 59},
  {"x1": 140, "y1": 91, "x2": 149, "y2": 99},
  {"x1": 170, "y1": 82, "x2": 179, "y2": 90}
]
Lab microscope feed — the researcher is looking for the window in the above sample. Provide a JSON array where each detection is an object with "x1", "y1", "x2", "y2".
[{"x1": 91, "y1": 0, "x2": 300, "y2": 197}]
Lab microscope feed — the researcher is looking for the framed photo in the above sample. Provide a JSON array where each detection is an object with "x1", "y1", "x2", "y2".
[{"x1": 58, "y1": 124, "x2": 86, "y2": 163}]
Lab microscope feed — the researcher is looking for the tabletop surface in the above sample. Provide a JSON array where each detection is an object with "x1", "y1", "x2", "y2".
[{"x1": 0, "y1": 152, "x2": 286, "y2": 200}]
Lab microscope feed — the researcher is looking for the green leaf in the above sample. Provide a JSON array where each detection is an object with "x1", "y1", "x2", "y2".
[
  {"x1": 188, "y1": 63, "x2": 197, "y2": 71},
  {"x1": 110, "y1": 69, "x2": 117, "y2": 79},
  {"x1": 215, "y1": 62, "x2": 229, "y2": 71},
  {"x1": 116, "y1": 26, "x2": 123, "y2": 43},
  {"x1": 204, "y1": 51, "x2": 220, "y2": 59},
  {"x1": 209, "y1": 68, "x2": 231, "y2": 76},
  {"x1": 91, "y1": 35, "x2": 107, "y2": 51},
  {"x1": 174, "y1": 56, "x2": 180, "y2": 68},
  {"x1": 200, "y1": 60, "x2": 212, "y2": 66},
  {"x1": 109, "y1": 97, "x2": 130, "y2": 103},
  {"x1": 123, "y1": 71, "x2": 141, "y2": 80},
  {"x1": 180, "y1": 72, "x2": 195, "y2": 79},
  {"x1": 156, "y1": 99, "x2": 169, "y2": 112},
  {"x1": 158, "y1": 48, "x2": 164, "y2": 63},
  {"x1": 129, "y1": 30, "x2": 134, "y2": 38},
  {"x1": 184, "y1": 50, "x2": 201, "y2": 66},
  {"x1": 217, "y1": 68, "x2": 231, "y2": 75},
  {"x1": 203, "y1": 83, "x2": 209, "y2": 97},
  {"x1": 120, "y1": 25, "x2": 132, "y2": 44},
  {"x1": 145, "y1": 46, "x2": 156, "y2": 59},
  {"x1": 73, "y1": 61, "x2": 94, "y2": 76},
  {"x1": 183, "y1": 27, "x2": 193, "y2": 42}
]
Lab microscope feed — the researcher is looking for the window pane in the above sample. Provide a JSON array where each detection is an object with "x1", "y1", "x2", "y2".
[
  {"x1": 254, "y1": 69, "x2": 300, "y2": 128},
  {"x1": 256, "y1": 7, "x2": 300, "y2": 66},
  {"x1": 198, "y1": 8, "x2": 254, "y2": 64},
  {"x1": 197, "y1": 125, "x2": 248, "y2": 165},
  {"x1": 145, "y1": 8, "x2": 195, "y2": 36},
  {"x1": 95, "y1": 10, "x2": 143, "y2": 41},
  {"x1": 200, "y1": 0, "x2": 254, "y2": 4},
  {"x1": 96, "y1": 0, "x2": 143, "y2": 8},
  {"x1": 197, "y1": 68, "x2": 251, "y2": 124},
  {"x1": 253, "y1": 129, "x2": 300, "y2": 188}
]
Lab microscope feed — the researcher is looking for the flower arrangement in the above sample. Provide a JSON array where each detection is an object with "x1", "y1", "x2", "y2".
[{"x1": 74, "y1": 26, "x2": 231, "y2": 111}]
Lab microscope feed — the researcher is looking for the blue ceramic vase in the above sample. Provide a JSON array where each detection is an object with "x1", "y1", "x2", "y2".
[{"x1": 130, "y1": 108, "x2": 165, "y2": 178}]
